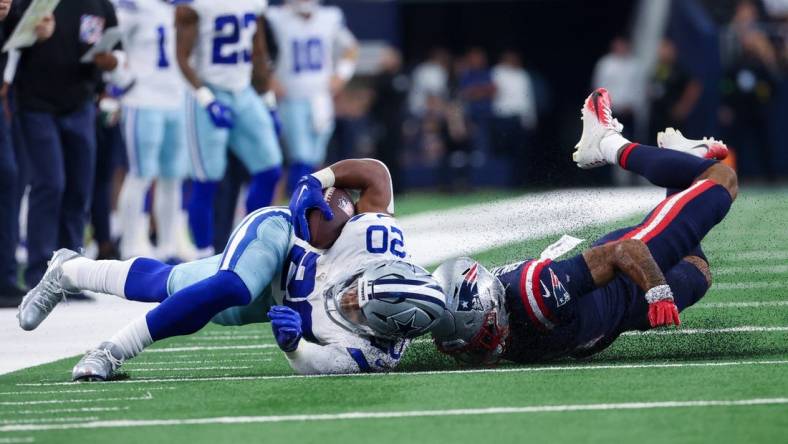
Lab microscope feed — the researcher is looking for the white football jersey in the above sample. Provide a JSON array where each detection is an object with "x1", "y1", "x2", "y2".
[
  {"x1": 114, "y1": 0, "x2": 186, "y2": 109},
  {"x1": 274, "y1": 213, "x2": 410, "y2": 373},
  {"x1": 267, "y1": 5, "x2": 350, "y2": 99},
  {"x1": 186, "y1": 0, "x2": 267, "y2": 92}
]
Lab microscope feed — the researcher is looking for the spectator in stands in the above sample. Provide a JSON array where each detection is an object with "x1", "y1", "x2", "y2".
[
  {"x1": 491, "y1": 50, "x2": 538, "y2": 186},
  {"x1": 721, "y1": 11, "x2": 780, "y2": 180},
  {"x1": 408, "y1": 47, "x2": 451, "y2": 117},
  {"x1": 648, "y1": 39, "x2": 702, "y2": 141},
  {"x1": 13, "y1": 0, "x2": 120, "y2": 287},
  {"x1": 370, "y1": 46, "x2": 409, "y2": 192},
  {"x1": 458, "y1": 47, "x2": 496, "y2": 155},
  {"x1": 592, "y1": 36, "x2": 639, "y2": 138},
  {"x1": 0, "y1": 1, "x2": 54, "y2": 306}
]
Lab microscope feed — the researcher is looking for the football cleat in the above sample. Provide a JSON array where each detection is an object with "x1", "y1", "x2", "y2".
[
  {"x1": 17, "y1": 248, "x2": 80, "y2": 331},
  {"x1": 573, "y1": 88, "x2": 625, "y2": 169},
  {"x1": 657, "y1": 127, "x2": 729, "y2": 160},
  {"x1": 72, "y1": 342, "x2": 125, "y2": 382}
]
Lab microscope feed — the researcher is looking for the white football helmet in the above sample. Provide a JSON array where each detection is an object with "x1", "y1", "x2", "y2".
[{"x1": 431, "y1": 257, "x2": 510, "y2": 365}]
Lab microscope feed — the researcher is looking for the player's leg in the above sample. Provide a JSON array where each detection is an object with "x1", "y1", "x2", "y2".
[
  {"x1": 71, "y1": 209, "x2": 291, "y2": 380},
  {"x1": 228, "y1": 87, "x2": 283, "y2": 212},
  {"x1": 279, "y1": 99, "x2": 316, "y2": 193},
  {"x1": 117, "y1": 107, "x2": 163, "y2": 258},
  {"x1": 155, "y1": 109, "x2": 193, "y2": 261},
  {"x1": 185, "y1": 90, "x2": 231, "y2": 257}
]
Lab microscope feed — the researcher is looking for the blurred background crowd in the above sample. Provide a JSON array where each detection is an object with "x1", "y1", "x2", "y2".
[{"x1": 0, "y1": 0, "x2": 786, "y2": 305}]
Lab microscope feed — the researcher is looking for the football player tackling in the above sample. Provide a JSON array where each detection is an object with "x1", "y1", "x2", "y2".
[
  {"x1": 432, "y1": 88, "x2": 737, "y2": 364},
  {"x1": 17, "y1": 159, "x2": 445, "y2": 379}
]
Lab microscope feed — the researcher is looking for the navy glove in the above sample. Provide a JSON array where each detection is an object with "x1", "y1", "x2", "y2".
[
  {"x1": 206, "y1": 100, "x2": 234, "y2": 129},
  {"x1": 289, "y1": 175, "x2": 333, "y2": 243},
  {"x1": 268, "y1": 305, "x2": 303, "y2": 352}
]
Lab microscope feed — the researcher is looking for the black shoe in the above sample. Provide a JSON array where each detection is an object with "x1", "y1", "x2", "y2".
[{"x1": 0, "y1": 285, "x2": 26, "y2": 308}]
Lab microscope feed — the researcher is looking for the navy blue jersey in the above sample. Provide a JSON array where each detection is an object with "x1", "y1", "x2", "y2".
[{"x1": 493, "y1": 179, "x2": 731, "y2": 363}]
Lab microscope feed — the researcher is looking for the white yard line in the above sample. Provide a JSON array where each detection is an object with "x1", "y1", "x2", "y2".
[
  {"x1": 623, "y1": 326, "x2": 788, "y2": 336},
  {"x1": 0, "y1": 438, "x2": 34, "y2": 443},
  {"x1": 124, "y1": 366, "x2": 253, "y2": 372},
  {"x1": 0, "y1": 417, "x2": 98, "y2": 425},
  {"x1": 693, "y1": 301, "x2": 788, "y2": 309},
  {"x1": 10, "y1": 407, "x2": 129, "y2": 416},
  {"x1": 712, "y1": 282, "x2": 787, "y2": 290},
  {"x1": 0, "y1": 387, "x2": 173, "y2": 397},
  {"x1": 127, "y1": 359, "x2": 271, "y2": 366},
  {"x1": 719, "y1": 250, "x2": 788, "y2": 261},
  {"x1": 187, "y1": 336, "x2": 271, "y2": 341},
  {"x1": 0, "y1": 392, "x2": 152, "y2": 406},
  {"x1": 16, "y1": 360, "x2": 788, "y2": 387},
  {"x1": 714, "y1": 264, "x2": 788, "y2": 276},
  {"x1": 2, "y1": 398, "x2": 787, "y2": 432},
  {"x1": 146, "y1": 344, "x2": 278, "y2": 353}
]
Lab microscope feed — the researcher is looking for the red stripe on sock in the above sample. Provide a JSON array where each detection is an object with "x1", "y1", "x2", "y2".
[{"x1": 618, "y1": 143, "x2": 639, "y2": 169}]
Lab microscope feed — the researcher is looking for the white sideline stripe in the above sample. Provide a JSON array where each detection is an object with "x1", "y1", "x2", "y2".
[
  {"x1": 129, "y1": 359, "x2": 272, "y2": 366},
  {"x1": 0, "y1": 417, "x2": 98, "y2": 425},
  {"x1": 3, "y1": 398, "x2": 788, "y2": 432},
  {"x1": 126, "y1": 366, "x2": 253, "y2": 372},
  {"x1": 0, "y1": 392, "x2": 152, "y2": 406},
  {"x1": 11, "y1": 407, "x2": 129, "y2": 416},
  {"x1": 623, "y1": 326, "x2": 788, "y2": 336},
  {"x1": 715, "y1": 264, "x2": 788, "y2": 276},
  {"x1": 16, "y1": 360, "x2": 788, "y2": 387},
  {"x1": 694, "y1": 301, "x2": 788, "y2": 309},
  {"x1": 0, "y1": 438, "x2": 34, "y2": 443},
  {"x1": 0, "y1": 387, "x2": 173, "y2": 397},
  {"x1": 146, "y1": 344, "x2": 277, "y2": 353},
  {"x1": 713, "y1": 282, "x2": 787, "y2": 290}
]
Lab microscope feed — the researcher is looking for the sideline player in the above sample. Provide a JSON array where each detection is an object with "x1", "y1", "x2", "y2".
[
  {"x1": 266, "y1": 0, "x2": 359, "y2": 192},
  {"x1": 113, "y1": 0, "x2": 194, "y2": 261},
  {"x1": 17, "y1": 159, "x2": 446, "y2": 378},
  {"x1": 432, "y1": 88, "x2": 737, "y2": 364},
  {"x1": 175, "y1": 0, "x2": 283, "y2": 257}
]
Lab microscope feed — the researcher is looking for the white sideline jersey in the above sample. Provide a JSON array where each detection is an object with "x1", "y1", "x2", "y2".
[
  {"x1": 185, "y1": 0, "x2": 267, "y2": 92},
  {"x1": 267, "y1": 5, "x2": 352, "y2": 99},
  {"x1": 275, "y1": 213, "x2": 410, "y2": 374},
  {"x1": 114, "y1": 0, "x2": 185, "y2": 109}
]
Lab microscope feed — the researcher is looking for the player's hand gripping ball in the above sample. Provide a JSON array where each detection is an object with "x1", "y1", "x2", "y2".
[{"x1": 290, "y1": 176, "x2": 355, "y2": 249}]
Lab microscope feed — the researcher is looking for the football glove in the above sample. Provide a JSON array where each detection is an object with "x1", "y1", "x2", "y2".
[
  {"x1": 645, "y1": 285, "x2": 680, "y2": 327},
  {"x1": 268, "y1": 306, "x2": 303, "y2": 353},
  {"x1": 196, "y1": 86, "x2": 234, "y2": 129},
  {"x1": 289, "y1": 175, "x2": 333, "y2": 243}
]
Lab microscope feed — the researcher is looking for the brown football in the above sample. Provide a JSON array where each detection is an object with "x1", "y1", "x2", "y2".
[{"x1": 307, "y1": 187, "x2": 356, "y2": 249}]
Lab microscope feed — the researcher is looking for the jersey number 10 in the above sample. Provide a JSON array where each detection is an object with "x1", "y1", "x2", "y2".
[{"x1": 292, "y1": 38, "x2": 324, "y2": 73}]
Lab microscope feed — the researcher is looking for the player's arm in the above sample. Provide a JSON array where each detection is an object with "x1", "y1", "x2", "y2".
[
  {"x1": 250, "y1": 15, "x2": 271, "y2": 94},
  {"x1": 582, "y1": 239, "x2": 679, "y2": 327},
  {"x1": 330, "y1": 24, "x2": 358, "y2": 95},
  {"x1": 174, "y1": 5, "x2": 202, "y2": 90},
  {"x1": 289, "y1": 159, "x2": 394, "y2": 243}
]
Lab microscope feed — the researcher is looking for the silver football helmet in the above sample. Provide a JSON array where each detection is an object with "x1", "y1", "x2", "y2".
[
  {"x1": 324, "y1": 260, "x2": 446, "y2": 340},
  {"x1": 431, "y1": 257, "x2": 510, "y2": 365}
]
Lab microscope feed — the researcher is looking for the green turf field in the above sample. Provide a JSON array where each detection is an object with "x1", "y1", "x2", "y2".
[{"x1": 1, "y1": 188, "x2": 786, "y2": 443}]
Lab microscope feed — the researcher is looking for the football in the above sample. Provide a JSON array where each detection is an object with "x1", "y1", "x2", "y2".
[{"x1": 307, "y1": 187, "x2": 356, "y2": 249}]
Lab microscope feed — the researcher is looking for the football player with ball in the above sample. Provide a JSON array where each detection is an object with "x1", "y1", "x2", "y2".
[{"x1": 17, "y1": 159, "x2": 446, "y2": 380}]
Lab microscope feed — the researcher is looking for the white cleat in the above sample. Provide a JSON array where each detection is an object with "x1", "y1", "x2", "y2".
[
  {"x1": 657, "y1": 127, "x2": 729, "y2": 160},
  {"x1": 573, "y1": 88, "x2": 625, "y2": 169},
  {"x1": 72, "y1": 342, "x2": 125, "y2": 382},
  {"x1": 17, "y1": 248, "x2": 81, "y2": 331}
]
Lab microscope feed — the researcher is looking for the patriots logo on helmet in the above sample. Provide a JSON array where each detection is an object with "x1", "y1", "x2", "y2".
[
  {"x1": 549, "y1": 269, "x2": 571, "y2": 307},
  {"x1": 456, "y1": 264, "x2": 483, "y2": 312}
]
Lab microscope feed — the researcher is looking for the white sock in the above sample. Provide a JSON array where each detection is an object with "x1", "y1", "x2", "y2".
[
  {"x1": 118, "y1": 175, "x2": 153, "y2": 258},
  {"x1": 61, "y1": 257, "x2": 136, "y2": 298},
  {"x1": 600, "y1": 132, "x2": 632, "y2": 165},
  {"x1": 109, "y1": 316, "x2": 153, "y2": 360},
  {"x1": 154, "y1": 179, "x2": 181, "y2": 258}
]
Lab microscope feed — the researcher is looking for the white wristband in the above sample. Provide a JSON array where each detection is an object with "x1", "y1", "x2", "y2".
[
  {"x1": 195, "y1": 86, "x2": 216, "y2": 108},
  {"x1": 311, "y1": 168, "x2": 335, "y2": 189},
  {"x1": 262, "y1": 90, "x2": 277, "y2": 109},
  {"x1": 645, "y1": 285, "x2": 674, "y2": 304},
  {"x1": 335, "y1": 59, "x2": 356, "y2": 82}
]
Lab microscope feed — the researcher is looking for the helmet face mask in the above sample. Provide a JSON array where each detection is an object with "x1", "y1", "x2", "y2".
[
  {"x1": 325, "y1": 260, "x2": 446, "y2": 340},
  {"x1": 431, "y1": 258, "x2": 510, "y2": 365}
]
